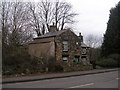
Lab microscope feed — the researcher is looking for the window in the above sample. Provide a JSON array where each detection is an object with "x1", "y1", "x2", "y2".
[
  {"x1": 82, "y1": 48, "x2": 87, "y2": 54},
  {"x1": 62, "y1": 55, "x2": 69, "y2": 63},
  {"x1": 62, "y1": 41, "x2": 68, "y2": 51},
  {"x1": 74, "y1": 56, "x2": 80, "y2": 64},
  {"x1": 81, "y1": 56, "x2": 87, "y2": 65}
]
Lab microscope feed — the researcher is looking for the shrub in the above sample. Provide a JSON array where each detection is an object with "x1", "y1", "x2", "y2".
[
  {"x1": 96, "y1": 53, "x2": 120, "y2": 67},
  {"x1": 108, "y1": 54, "x2": 120, "y2": 61},
  {"x1": 2, "y1": 46, "x2": 42, "y2": 76},
  {"x1": 96, "y1": 58, "x2": 118, "y2": 67},
  {"x1": 54, "y1": 64, "x2": 63, "y2": 72}
]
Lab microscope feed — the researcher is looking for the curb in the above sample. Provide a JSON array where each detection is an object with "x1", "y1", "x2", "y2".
[{"x1": 2, "y1": 68, "x2": 118, "y2": 84}]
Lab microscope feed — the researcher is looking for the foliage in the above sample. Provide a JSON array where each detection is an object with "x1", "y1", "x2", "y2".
[
  {"x1": 96, "y1": 54, "x2": 120, "y2": 67},
  {"x1": 63, "y1": 64, "x2": 93, "y2": 72},
  {"x1": 88, "y1": 47, "x2": 101, "y2": 62},
  {"x1": 2, "y1": 46, "x2": 40, "y2": 76},
  {"x1": 96, "y1": 58, "x2": 118, "y2": 67},
  {"x1": 2, "y1": 46, "x2": 64, "y2": 76},
  {"x1": 101, "y1": 1, "x2": 120, "y2": 57}
]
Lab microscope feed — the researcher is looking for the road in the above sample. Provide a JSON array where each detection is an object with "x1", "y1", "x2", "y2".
[{"x1": 3, "y1": 71, "x2": 119, "y2": 88}]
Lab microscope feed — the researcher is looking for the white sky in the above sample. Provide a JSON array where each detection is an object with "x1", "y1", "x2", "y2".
[
  {"x1": 64, "y1": 0, "x2": 120, "y2": 38},
  {"x1": 7, "y1": 0, "x2": 120, "y2": 38}
]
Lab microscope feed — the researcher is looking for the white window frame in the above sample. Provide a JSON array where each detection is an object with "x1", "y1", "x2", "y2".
[
  {"x1": 62, "y1": 56, "x2": 69, "y2": 63},
  {"x1": 62, "y1": 41, "x2": 68, "y2": 51}
]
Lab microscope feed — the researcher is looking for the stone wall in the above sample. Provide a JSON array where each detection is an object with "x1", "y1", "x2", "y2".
[
  {"x1": 28, "y1": 37, "x2": 55, "y2": 58},
  {"x1": 28, "y1": 29, "x2": 89, "y2": 71},
  {"x1": 55, "y1": 30, "x2": 82, "y2": 66}
]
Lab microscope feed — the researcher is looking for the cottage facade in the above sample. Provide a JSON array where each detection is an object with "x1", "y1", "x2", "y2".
[{"x1": 28, "y1": 25, "x2": 89, "y2": 67}]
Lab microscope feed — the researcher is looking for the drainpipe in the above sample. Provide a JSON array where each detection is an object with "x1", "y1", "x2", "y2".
[{"x1": 54, "y1": 37, "x2": 56, "y2": 62}]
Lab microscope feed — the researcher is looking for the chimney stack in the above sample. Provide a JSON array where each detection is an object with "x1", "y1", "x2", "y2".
[
  {"x1": 79, "y1": 32, "x2": 83, "y2": 42},
  {"x1": 50, "y1": 23, "x2": 56, "y2": 32}
]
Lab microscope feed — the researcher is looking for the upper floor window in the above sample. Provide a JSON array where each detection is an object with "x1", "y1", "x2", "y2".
[
  {"x1": 62, "y1": 40, "x2": 68, "y2": 51},
  {"x1": 82, "y1": 48, "x2": 87, "y2": 54}
]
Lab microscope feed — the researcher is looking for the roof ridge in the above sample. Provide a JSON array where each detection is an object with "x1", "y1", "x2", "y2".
[{"x1": 34, "y1": 29, "x2": 68, "y2": 39}]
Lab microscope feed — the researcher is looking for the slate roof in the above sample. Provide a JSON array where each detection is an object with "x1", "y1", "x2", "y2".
[
  {"x1": 81, "y1": 42, "x2": 89, "y2": 48},
  {"x1": 34, "y1": 30, "x2": 68, "y2": 39},
  {"x1": 31, "y1": 29, "x2": 90, "y2": 48}
]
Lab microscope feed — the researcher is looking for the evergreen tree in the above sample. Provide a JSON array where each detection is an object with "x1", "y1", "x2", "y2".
[{"x1": 101, "y1": 1, "x2": 120, "y2": 57}]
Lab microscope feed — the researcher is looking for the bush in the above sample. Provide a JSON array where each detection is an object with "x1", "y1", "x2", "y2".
[
  {"x1": 47, "y1": 57, "x2": 63, "y2": 72},
  {"x1": 108, "y1": 54, "x2": 120, "y2": 61},
  {"x1": 3, "y1": 46, "x2": 63, "y2": 76},
  {"x1": 96, "y1": 53, "x2": 120, "y2": 67},
  {"x1": 2, "y1": 46, "x2": 43, "y2": 76},
  {"x1": 54, "y1": 64, "x2": 63, "y2": 72},
  {"x1": 96, "y1": 58, "x2": 118, "y2": 67}
]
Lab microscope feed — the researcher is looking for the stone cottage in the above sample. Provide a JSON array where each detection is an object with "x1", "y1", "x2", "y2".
[
  {"x1": 81, "y1": 42, "x2": 90, "y2": 65},
  {"x1": 28, "y1": 25, "x2": 89, "y2": 68}
]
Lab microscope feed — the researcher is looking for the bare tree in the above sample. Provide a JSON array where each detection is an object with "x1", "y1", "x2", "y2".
[
  {"x1": 85, "y1": 34, "x2": 103, "y2": 62},
  {"x1": 38, "y1": 0, "x2": 53, "y2": 32},
  {"x1": 85, "y1": 34, "x2": 102, "y2": 48},
  {"x1": 54, "y1": 0, "x2": 77, "y2": 31},
  {"x1": 28, "y1": 2, "x2": 42, "y2": 36},
  {"x1": 1, "y1": 1, "x2": 78, "y2": 43},
  {"x1": 28, "y1": 1, "x2": 53, "y2": 36},
  {"x1": 0, "y1": 2, "x2": 33, "y2": 46},
  {"x1": 0, "y1": 2, "x2": 10, "y2": 46},
  {"x1": 13, "y1": 2, "x2": 33, "y2": 45},
  {"x1": 28, "y1": 0, "x2": 77, "y2": 36}
]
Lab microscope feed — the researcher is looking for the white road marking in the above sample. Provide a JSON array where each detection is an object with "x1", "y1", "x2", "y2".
[{"x1": 69, "y1": 83, "x2": 94, "y2": 88}]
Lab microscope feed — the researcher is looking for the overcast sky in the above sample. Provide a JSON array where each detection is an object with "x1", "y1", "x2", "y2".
[
  {"x1": 64, "y1": 0, "x2": 120, "y2": 38},
  {"x1": 9, "y1": 0, "x2": 120, "y2": 38}
]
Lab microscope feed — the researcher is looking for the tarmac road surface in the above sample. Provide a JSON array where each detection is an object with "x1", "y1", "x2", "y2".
[{"x1": 3, "y1": 71, "x2": 119, "y2": 88}]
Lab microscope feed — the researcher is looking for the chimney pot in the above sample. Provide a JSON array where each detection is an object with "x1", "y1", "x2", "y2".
[
  {"x1": 50, "y1": 24, "x2": 56, "y2": 32},
  {"x1": 79, "y1": 32, "x2": 83, "y2": 42},
  {"x1": 79, "y1": 33, "x2": 81, "y2": 36}
]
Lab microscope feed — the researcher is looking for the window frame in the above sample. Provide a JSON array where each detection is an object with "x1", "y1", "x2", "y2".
[
  {"x1": 62, "y1": 55, "x2": 69, "y2": 63},
  {"x1": 62, "y1": 40, "x2": 69, "y2": 52},
  {"x1": 82, "y1": 47, "x2": 87, "y2": 54},
  {"x1": 74, "y1": 56, "x2": 80, "y2": 64}
]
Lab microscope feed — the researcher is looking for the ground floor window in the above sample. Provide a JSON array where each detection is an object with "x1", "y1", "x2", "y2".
[
  {"x1": 62, "y1": 55, "x2": 69, "y2": 63},
  {"x1": 81, "y1": 56, "x2": 87, "y2": 65},
  {"x1": 74, "y1": 56, "x2": 80, "y2": 64}
]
